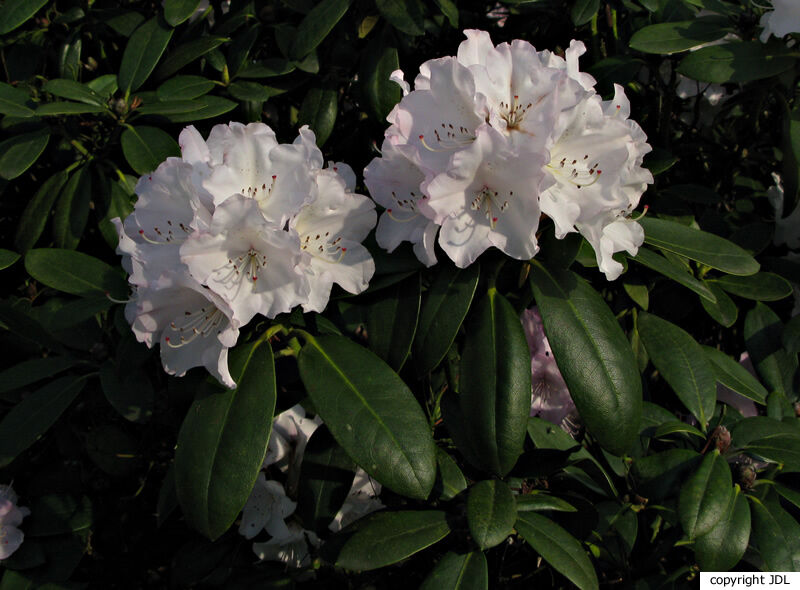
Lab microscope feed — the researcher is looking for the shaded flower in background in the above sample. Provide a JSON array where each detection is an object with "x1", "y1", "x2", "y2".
[
  {"x1": 759, "y1": 0, "x2": 800, "y2": 43},
  {"x1": 0, "y1": 485, "x2": 29, "y2": 561}
]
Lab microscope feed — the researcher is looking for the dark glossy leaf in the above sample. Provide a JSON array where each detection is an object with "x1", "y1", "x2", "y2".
[
  {"x1": 166, "y1": 95, "x2": 236, "y2": 122},
  {"x1": 119, "y1": 16, "x2": 174, "y2": 96},
  {"x1": 25, "y1": 248, "x2": 127, "y2": 299},
  {"x1": 0, "y1": 82, "x2": 35, "y2": 117},
  {"x1": 25, "y1": 494, "x2": 92, "y2": 536},
  {"x1": 0, "y1": 376, "x2": 86, "y2": 467},
  {"x1": 433, "y1": 0, "x2": 458, "y2": 28},
  {"x1": 711, "y1": 272, "x2": 793, "y2": 301},
  {"x1": 333, "y1": 511, "x2": 450, "y2": 571},
  {"x1": 516, "y1": 494, "x2": 577, "y2": 513},
  {"x1": 587, "y1": 56, "x2": 645, "y2": 94},
  {"x1": 516, "y1": 512, "x2": 598, "y2": 590},
  {"x1": 290, "y1": 0, "x2": 351, "y2": 60},
  {"x1": 678, "y1": 41, "x2": 795, "y2": 83},
  {"x1": 157, "y1": 76, "x2": 216, "y2": 100},
  {"x1": 433, "y1": 447, "x2": 467, "y2": 501},
  {"x1": 414, "y1": 263, "x2": 479, "y2": 376},
  {"x1": 376, "y1": 0, "x2": 425, "y2": 35},
  {"x1": 175, "y1": 339, "x2": 276, "y2": 540},
  {"x1": 227, "y1": 81, "x2": 271, "y2": 102},
  {"x1": 678, "y1": 449, "x2": 733, "y2": 539},
  {"x1": 0, "y1": 0, "x2": 49, "y2": 35},
  {"x1": 467, "y1": 480, "x2": 516, "y2": 549},
  {"x1": 99, "y1": 361, "x2": 154, "y2": 424},
  {"x1": 0, "y1": 249, "x2": 19, "y2": 271},
  {"x1": 639, "y1": 217, "x2": 759, "y2": 275},
  {"x1": 653, "y1": 421, "x2": 705, "y2": 439},
  {"x1": 0, "y1": 356, "x2": 76, "y2": 394},
  {"x1": 361, "y1": 31, "x2": 402, "y2": 121},
  {"x1": 630, "y1": 247, "x2": 716, "y2": 302},
  {"x1": 750, "y1": 494, "x2": 800, "y2": 571},
  {"x1": 572, "y1": 0, "x2": 599, "y2": 26},
  {"x1": 154, "y1": 36, "x2": 228, "y2": 80},
  {"x1": 298, "y1": 335, "x2": 436, "y2": 499},
  {"x1": 121, "y1": 125, "x2": 180, "y2": 175},
  {"x1": 420, "y1": 551, "x2": 487, "y2": 590},
  {"x1": 695, "y1": 487, "x2": 750, "y2": 571},
  {"x1": 0, "y1": 128, "x2": 50, "y2": 180},
  {"x1": 700, "y1": 281, "x2": 738, "y2": 327},
  {"x1": 643, "y1": 147, "x2": 677, "y2": 175},
  {"x1": 365, "y1": 275, "x2": 420, "y2": 371},
  {"x1": 296, "y1": 425, "x2": 357, "y2": 534},
  {"x1": 629, "y1": 17, "x2": 731, "y2": 54},
  {"x1": 530, "y1": 264, "x2": 642, "y2": 455},
  {"x1": 44, "y1": 79, "x2": 106, "y2": 106},
  {"x1": 638, "y1": 312, "x2": 716, "y2": 427},
  {"x1": 36, "y1": 102, "x2": 107, "y2": 116},
  {"x1": 164, "y1": 0, "x2": 203, "y2": 26},
  {"x1": 298, "y1": 87, "x2": 337, "y2": 147},
  {"x1": 745, "y1": 302, "x2": 796, "y2": 395},
  {"x1": 458, "y1": 289, "x2": 531, "y2": 476},
  {"x1": 701, "y1": 345, "x2": 767, "y2": 404},
  {"x1": 784, "y1": 314, "x2": 800, "y2": 354},
  {"x1": 52, "y1": 164, "x2": 91, "y2": 250}
]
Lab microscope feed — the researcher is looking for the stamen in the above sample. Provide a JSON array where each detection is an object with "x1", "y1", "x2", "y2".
[{"x1": 165, "y1": 307, "x2": 226, "y2": 348}]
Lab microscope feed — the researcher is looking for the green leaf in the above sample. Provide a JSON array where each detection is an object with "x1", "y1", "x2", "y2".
[
  {"x1": 433, "y1": 0, "x2": 458, "y2": 28},
  {"x1": 572, "y1": 0, "x2": 599, "y2": 26},
  {"x1": 744, "y1": 435, "x2": 800, "y2": 472},
  {"x1": 227, "y1": 81, "x2": 271, "y2": 102},
  {"x1": 653, "y1": 421, "x2": 706, "y2": 439},
  {"x1": 298, "y1": 334, "x2": 436, "y2": 500},
  {"x1": 711, "y1": 272, "x2": 793, "y2": 301},
  {"x1": 290, "y1": 0, "x2": 351, "y2": 60},
  {"x1": 629, "y1": 17, "x2": 732, "y2": 54},
  {"x1": 643, "y1": 147, "x2": 678, "y2": 175},
  {"x1": 154, "y1": 36, "x2": 228, "y2": 80},
  {"x1": 516, "y1": 512, "x2": 598, "y2": 590},
  {"x1": 694, "y1": 487, "x2": 750, "y2": 571},
  {"x1": 0, "y1": 249, "x2": 20, "y2": 270},
  {"x1": 467, "y1": 480, "x2": 516, "y2": 549},
  {"x1": 0, "y1": 0, "x2": 49, "y2": 35},
  {"x1": 701, "y1": 345, "x2": 767, "y2": 405},
  {"x1": 59, "y1": 34, "x2": 82, "y2": 80},
  {"x1": 25, "y1": 248, "x2": 128, "y2": 298},
  {"x1": 433, "y1": 447, "x2": 467, "y2": 501},
  {"x1": 52, "y1": 165, "x2": 92, "y2": 250},
  {"x1": 700, "y1": 281, "x2": 738, "y2": 327},
  {"x1": 164, "y1": 0, "x2": 203, "y2": 26},
  {"x1": 639, "y1": 217, "x2": 759, "y2": 275},
  {"x1": 678, "y1": 41, "x2": 795, "y2": 83},
  {"x1": 166, "y1": 95, "x2": 236, "y2": 122},
  {"x1": 296, "y1": 425, "x2": 356, "y2": 535},
  {"x1": 121, "y1": 126, "x2": 180, "y2": 175},
  {"x1": 297, "y1": 87, "x2": 337, "y2": 147},
  {"x1": 729, "y1": 416, "x2": 800, "y2": 447},
  {"x1": 87, "y1": 74, "x2": 119, "y2": 98},
  {"x1": 632, "y1": 448, "x2": 700, "y2": 502},
  {"x1": 99, "y1": 361, "x2": 154, "y2": 424},
  {"x1": 784, "y1": 314, "x2": 800, "y2": 354},
  {"x1": 36, "y1": 101, "x2": 107, "y2": 116},
  {"x1": 364, "y1": 275, "x2": 420, "y2": 371},
  {"x1": 25, "y1": 494, "x2": 92, "y2": 536},
  {"x1": 135, "y1": 99, "x2": 206, "y2": 116},
  {"x1": 44, "y1": 79, "x2": 106, "y2": 106},
  {"x1": 420, "y1": 551, "x2": 488, "y2": 590},
  {"x1": 0, "y1": 82, "x2": 35, "y2": 117},
  {"x1": 516, "y1": 494, "x2": 577, "y2": 513},
  {"x1": 638, "y1": 312, "x2": 716, "y2": 427},
  {"x1": 678, "y1": 449, "x2": 733, "y2": 539},
  {"x1": 587, "y1": 57, "x2": 645, "y2": 94},
  {"x1": 745, "y1": 302, "x2": 796, "y2": 395},
  {"x1": 750, "y1": 494, "x2": 800, "y2": 571},
  {"x1": 157, "y1": 76, "x2": 216, "y2": 100},
  {"x1": 530, "y1": 264, "x2": 642, "y2": 455},
  {"x1": 0, "y1": 128, "x2": 50, "y2": 180},
  {"x1": 0, "y1": 356, "x2": 76, "y2": 394},
  {"x1": 361, "y1": 32, "x2": 402, "y2": 121},
  {"x1": 456, "y1": 289, "x2": 531, "y2": 476},
  {"x1": 630, "y1": 247, "x2": 716, "y2": 302},
  {"x1": 237, "y1": 59, "x2": 296, "y2": 78},
  {"x1": 413, "y1": 263, "x2": 479, "y2": 376},
  {"x1": 175, "y1": 339, "x2": 277, "y2": 540},
  {"x1": 332, "y1": 510, "x2": 450, "y2": 571},
  {"x1": 119, "y1": 16, "x2": 174, "y2": 96},
  {"x1": 376, "y1": 0, "x2": 425, "y2": 35},
  {"x1": 0, "y1": 376, "x2": 86, "y2": 467}
]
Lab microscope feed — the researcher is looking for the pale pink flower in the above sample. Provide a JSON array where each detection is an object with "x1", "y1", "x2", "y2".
[{"x1": 0, "y1": 485, "x2": 29, "y2": 561}]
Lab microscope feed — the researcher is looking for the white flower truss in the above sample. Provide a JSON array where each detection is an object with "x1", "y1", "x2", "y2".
[
  {"x1": 0, "y1": 485, "x2": 29, "y2": 561},
  {"x1": 114, "y1": 123, "x2": 376, "y2": 387},
  {"x1": 365, "y1": 30, "x2": 652, "y2": 278},
  {"x1": 759, "y1": 0, "x2": 800, "y2": 43}
]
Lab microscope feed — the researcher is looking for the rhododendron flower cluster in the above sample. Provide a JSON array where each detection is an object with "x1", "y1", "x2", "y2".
[
  {"x1": 365, "y1": 30, "x2": 653, "y2": 280},
  {"x1": 759, "y1": 0, "x2": 800, "y2": 43},
  {"x1": 114, "y1": 123, "x2": 377, "y2": 387},
  {"x1": 0, "y1": 485, "x2": 29, "y2": 561}
]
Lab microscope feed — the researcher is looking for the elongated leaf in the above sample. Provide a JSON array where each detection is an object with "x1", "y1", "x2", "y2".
[
  {"x1": 0, "y1": 128, "x2": 50, "y2": 180},
  {"x1": 457, "y1": 289, "x2": 530, "y2": 476},
  {"x1": 297, "y1": 87, "x2": 337, "y2": 147},
  {"x1": 433, "y1": 447, "x2": 467, "y2": 501},
  {"x1": 678, "y1": 41, "x2": 795, "y2": 83},
  {"x1": 164, "y1": 0, "x2": 203, "y2": 26},
  {"x1": 0, "y1": 0, "x2": 49, "y2": 35},
  {"x1": 25, "y1": 494, "x2": 92, "y2": 537},
  {"x1": 157, "y1": 76, "x2": 215, "y2": 100},
  {"x1": 420, "y1": 551, "x2": 488, "y2": 590},
  {"x1": 43, "y1": 79, "x2": 105, "y2": 106},
  {"x1": 630, "y1": 247, "x2": 716, "y2": 302},
  {"x1": 678, "y1": 449, "x2": 733, "y2": 538},
  {"x1": 119, "y1": 17, "x2": 174, "y2": 96},
  {"x1": 633, "y1": 448, "x2": 700, "y2": 501},
  {"x1": 290, "y1": 0, "x2": 351, "y2": 60},
  {"x1": 711, "y1": 272, "x2": 792, "y2": 301},
  {"x1": 365, "y1": 274, "x2": 421, "y2": 371},
  {"x1": 530, "y1": 264, "x2": 642, "y2": 455},
  {"x1": 433, "y1": 0, "x2": 458, "y2": 28},
  {"x1": 135, "y1": 99, "x2": 206, "y2": 116},
  {"x1": 516, "y1": 512, "x2": 598, "y2": 590},
  {"x1": 572, "y1": 0, "x2": 599, "y2": 26},
  {"x1": 701, "y1": 345, "x2": 767, "y2": 404},
  {"x1": 629, "y1": 17, "x2": 731, "y2": 54},
  {"x1": 700, "y1": 281, "x2": 738, "y2": 327},
  {"x1": 52, "y1": 164, "x2": 91, "y2": 250},
  {"x1": 121, "y1": 126, "x2": 180, "y2": 175},
  {"x1": 99, "y1": 362, "x2": 154, "y2": 424},
  {"x1": 332, "y1": 511, "x2": 450, "y2": 571},
  {"x1": 467, "y1": 480, "x2": 516, "y2": 549},
  {"x1": 296, "y1": 425, "x2": 356, "y2": 535},
  {"x1": 166, "y1": 95, "x2": 235, "y2": 122},
  {"x1": 361, "y1": 32, "x2": 402, "y2": 121},
  {"x1": 414, "y1": 263, "x2": 479, "y2": 376},
  {"x1": 654, "y1": 421, "x2": 705, "y2": 439},
  {"x1": 638, "y1": 312, "x2": 716, "y2": 427},
  {"x1": 154, "y1": 36, "x2": 228, "y2": 80},
  {"x1": 174, "y1": 339, "x2": 277, "y2": 540},
  {"x1": 0, "y1": 82, "x2": 35, "y2": 117},
  {"x1": 750, "y1": 495, "x2": 800, "y2": 571},
  {"x1": 298, "y1": 335, "x2": 436, "y2": 499},
  {"x1": 0, "y1": 356, "x2": 76, "y2": 394},
  {"x1": 227, "y1": 81, "x2": 271, "y2": 102},
  {"x1": 744, "y1": 435, "x2": 800, "y2": 472},
  {"x1": 0, "y1": 376, "x2": 86, "y2": 467},
  {"x1": 639, "y1": 217, "x2": 759, "y2": 275},
  {"x1": 694, "y1": 487, "x2": 750, "y2": 571},
  {"x1": 376, "y1": 0, "x2": 425, "y2": 35},
  {"x1": 25, "y1": 248, "x2": 128, "y2": 300},
  {"x1": 745, "y1": 302, "x2": 796, "y2": 395},
  {"x1": 0, "y1": 249, "x2": 20, "y2": 271},
  {"x1": 516, "y1": 494, "x2": 577, "y2": 513}
]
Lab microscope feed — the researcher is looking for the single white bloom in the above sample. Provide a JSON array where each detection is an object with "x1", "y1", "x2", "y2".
[
  {"x1": 180, "y1": 194, "x2": 309, "y2": 324},
  {"x1": 263, "y1": 404, "x2": 323, "y2": 496},
  {"x1": 252, "y1": 521, "x2": 319, "y2": 569},
  {"x1": 760, "y1": 0, "x2": 800, "y2": 43},
  {"x1": 769, "y1": 172, "x2": 800, "y2": 250},
  {"x1": 0, "y1": 485, "x2": 29, "y2": 561},
  {"x1": 239, "y1": 475, "x2": 297, "y2": 541},
  {"x1": 328, "y1": 468, "x2": 383, "y2": 533}
]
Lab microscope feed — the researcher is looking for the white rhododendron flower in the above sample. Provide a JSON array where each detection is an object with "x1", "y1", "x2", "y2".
[
  {"x1": 760, "y1": 0, "x2": 800, "y2": 43},
  {"x1": 0, "y1": 485, "x2": 29, "y2": 561},
  {"x1": 329, "y1": 468, "x2": 384, "y2": 533},
  {"x1": 114, "y1": 123, "x2": 376, "y2": 387},
  {"x1": 239, "y1": 475, "x2": 297, "y2": 541},
  {"x1": 365, "y1": 30, "x2": 652, "y2": 278},
  {"x1": 769, "y1": 172, "x2": 800, "y2": 250}
]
